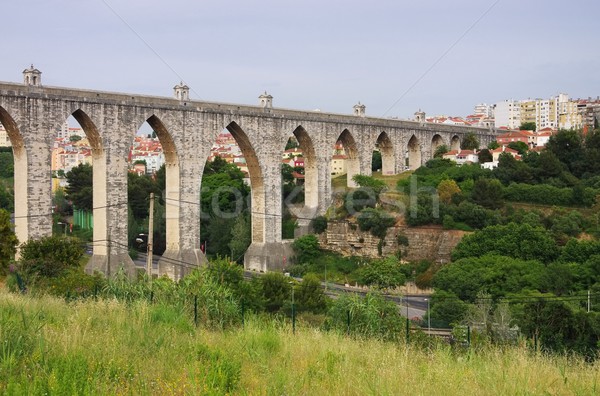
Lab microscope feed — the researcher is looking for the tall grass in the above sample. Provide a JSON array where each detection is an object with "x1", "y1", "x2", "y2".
[{"x1": 1, "y1": 288, "x2": 598, "y2": 395}]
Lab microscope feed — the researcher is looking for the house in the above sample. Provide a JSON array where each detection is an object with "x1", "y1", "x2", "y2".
[
  {"x1": 482, "y1": 146, "x2": 522, "y2": 169},
  {"x1": 442, "y1": 149, "x2": 479, "y2": 165},
  {"x1": 331, "y1": 154, "x2": 347, "y2": 175},
  {"x1": 497, "y1": 130, "x2": 533, "y2": 146}
]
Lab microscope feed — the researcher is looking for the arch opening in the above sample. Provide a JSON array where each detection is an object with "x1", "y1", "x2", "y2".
[
  {"x1": 374, "y1": 131, "x2": 394, "y2": 175},
  {"x1": 431, "y1": 134, "x2": 447, "y2": 158},
  {"x1": 127, "y1": 116, "x2": 177, "y2": 261},
  {"x1": 50, "y1": 112, "x2": 105, "y2": 258},
  {"x1": 451, "y1": 135, "x2": 460, "y2": 150},
  {"x1": 332, "y1": 129, "x2": 359, "y2": 188},
  {"x1": 199, "y1": 122, "x2": 258, "y2": 262},
  {"x1": 407, "y1": 135, "x2": 421, "y2": 170},
  {"x1": 281, "y1": 126, "x2": 318, "y2": 239}
]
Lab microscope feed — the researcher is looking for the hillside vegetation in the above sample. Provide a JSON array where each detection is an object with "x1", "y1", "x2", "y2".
[{"x1": 1, "y1": 288, "x2": 598, "y2": 395}]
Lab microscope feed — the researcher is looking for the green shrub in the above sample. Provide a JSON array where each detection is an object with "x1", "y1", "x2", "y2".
[
  {"x1": 357, "y1": 208, "x2": 396, "y2": 239},
  {"x1": 291, "y1": 234, "x2": 320, "y2": 264},
  {"x1": 325, "y1": 292, "x2": 405, "y2": 342},
  {"x1": 18, "y1": 236, "x2": 85, "y2": 279},
  {"x1": 312, "y1": 215, "x2": 328, "y2": 234}
]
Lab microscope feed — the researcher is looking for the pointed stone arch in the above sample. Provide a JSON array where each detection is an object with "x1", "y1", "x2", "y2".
[
  {"x1": 375, "y1": 131, "x2": 395, "y2": 175},
  {"x1": 431, "y1": 134, "x2": 445, "y2": 151},
  {"x1": 66, "y1": 109, "x2": 108, "y2": 258},
  {"x1": 407, "y1": 134, "x2": 421, "y2": 170},
  {"x1": 225, "y1": 121, "x2": 265, "y2": 243},
  {"x1": 283, "y1": 125, "x2": 319, "y2": 237},
  {"x1": 451, "y1": 135, "x2": 460, "y2": 150},
  {"x1": 0, "y1": 106, "x2": 27, "y2": 245},
  {"x1": 291, "y1": 125, "x2": 317, "y2": 212},
  {"x1": 334, "y1": 129, "x2": 359, "y2": 187},
  {"x1": 144, "y1": 115, "x2": 181, "y2": 259}
]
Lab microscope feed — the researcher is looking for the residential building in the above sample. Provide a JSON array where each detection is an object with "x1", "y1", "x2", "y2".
[
  {"x1": 0, "y1": 124, "x2": 11, "y2": 147},
  {"x1": 331, "y1": 155, "x2": 347, "y2": 175},
  {"x1": 494, "y1": 100, "x2": 521, "y2": 129},
  {"x1": 474, "y1": 103, "x2": 494, "y2": 117},
  {"x1": 442, "y1": 149, "x2": 479, "y2": 165},
  {"x1": 496, "y1": 130, "x2": 532, "y2": 146}
]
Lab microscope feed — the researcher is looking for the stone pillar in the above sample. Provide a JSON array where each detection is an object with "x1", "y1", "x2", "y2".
[
  {"x1": 12, "y1": 100, "x2": 55, "y2": 244},
  {"x1": 24, "y1": 139, "x2": 53, "y2": 240},
  {"x1": 159, "y1": 158, "x2": 206, "y2": 280},
  {"x1": 245, "y1": 159, "x2": 293, "y2": 272},
  {"x1": 86, "y1": 110, "x2": 135, "y2": 277}
]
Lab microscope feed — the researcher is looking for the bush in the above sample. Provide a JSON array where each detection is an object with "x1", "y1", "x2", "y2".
[
  {"x1": 504, "y1": 183, "x2": 574, "y2": 206},
  {"x1": 18, "y1": 236, "x2": 85, "y2": 279},
  {"x1": 43, "y1": 269, "x2": 106, "y2": 299},
  {"x1": 325, "y1": 292, "x2": 405, "y2": 342},
  {"x1": 295, "y1": 273, "x2": 328, "y2": 314},
  {"x1": 292, "y1": 235, "x2": 320, "y2": 264},
  {"x1": 356, "y1": 256, "x2": 406, "y2": 291},
  {"x1": 312, "y1": 215, "x2": 328, "y2": 234},
  {"x1": 452, "y1": 223, "x2": 560, "y2": 263},
  {"x1": 357, "y1": 208, "x2": 396, "y2": 239},
  {"x1": 259, "y1": 272, "x2": 292, "y2": 313}
]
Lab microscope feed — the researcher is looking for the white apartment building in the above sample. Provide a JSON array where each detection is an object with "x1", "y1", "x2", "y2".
[
  {"x1": 494, "y1": 100, "x2": 521, "y2": 129},
  {"x1": 0, "y1": 124, "x2": 11, "y2": 147},
  {"x1": 56, "y1": 121, "x2": 86, "y2": 140},
  {"x1": 474, "y1": 103, "x2": 494, "y2": 117}
]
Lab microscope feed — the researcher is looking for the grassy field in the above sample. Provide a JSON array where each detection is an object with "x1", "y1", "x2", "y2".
[{"x1": 1, "y1": 288, "x2": 598, "y2": 395}]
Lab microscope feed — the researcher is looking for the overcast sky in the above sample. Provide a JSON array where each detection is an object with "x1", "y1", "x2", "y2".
[{"x1": 1, "y1": 0, "x2": 599, "y2": 119}]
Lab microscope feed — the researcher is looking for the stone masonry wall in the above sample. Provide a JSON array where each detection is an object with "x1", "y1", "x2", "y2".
[{"x1": 319, "y1": 220, "x2": 468, "y2": 263}]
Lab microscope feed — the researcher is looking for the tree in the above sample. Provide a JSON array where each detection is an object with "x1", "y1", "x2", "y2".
[
  {"x1": 285, "y1": 137, "x2": 299, "y2": 150},
  {"x1": 65, "y1": 163, "x2": 93, "y2": 211},
  {"x1": 260, "y1": 272, "x2": 292, "y2": 313},
  {"x1": 0, "y1": 209, "x2": 18, "y2": 275},
  {"x1": 487, "y1": 141, "x2": 500, "y2": 150},
  {"x1": 519, "y1": 122, "x2": 536, "y2": 131},
  {"x1": 433, "y1": 144, "x2": 449, "y2": 158},
  {"x1": 53, "y1": 187, "x2": 71, "y2": 216},
  {"x1": 535, "y1": 150, "x2": 564, "y2": 180},
  {"x1": 312, "y1": 215, "x2": 328, "y2": 234},
  {"x1": 430, "y1": 290, "x2": 469, "y2": 327},
  {"x1": 461, "y1": 133, "x2": 480, "y2": 150},
  {"x1": 471, "y1": 178, "x2": 504, "y2": 209},
  {"x1": 371, "y1": 150, "x2": 382, "y2": 171},
  {"x1": 228, "y1": 214, "x2": 251, "y2": 261},
  {"x1": 451, "y1": 223, "x2": 560, "y2": 263},
  {"x1": 433, "y1": 255, "x2": 546, "y2": 302},
  {"x1": 295, "y1": 273, "x2": 328, "y2": 313},
  {"x1": 0, "y1": 183, "x2": 14, "y2": 212},
  {"x1": 437, "y1": 179, "x2": 461, "y2": 204},
  {"x1": 356, "y1": 256, "x2": 406, "y2": 291},
  {"x1": 18, "y1": 236, "x2": 84, "y2": 278},
  {"x1": 291, "y1": 234, "x2": 320, "y2": 264},
  {"x1": 0, "y1": 151, "x2": 14, "y2": 178},
  {"x1": 128, "y1": 172, "x2": 161, "y2": 220},
  {"x1": 545, "y1": 129, "x2": 584, "y2": 176},
  {"x1": 69, "y1": 135, "x2": 82, "y2": 142},
  {"x1": 352, "y1": 174, "x2": 387, "y2": 198},
  {"x1": 507, "y1": 141, "x2": 529, "y2": 155},
  {"x1": 357, "y1": 208, "x2": 396, "y2": 239},
  {"x1": 477, "y1": 148, "x2": 493, "y2": 163}
]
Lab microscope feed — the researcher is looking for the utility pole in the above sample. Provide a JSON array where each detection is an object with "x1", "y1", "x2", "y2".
[{"x1": 147, "y1": 193, "x2": 155, "y2": 280}]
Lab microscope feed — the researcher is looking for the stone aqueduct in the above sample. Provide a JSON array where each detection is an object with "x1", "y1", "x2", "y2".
[{"x1": 0, "y1": 70, "x2": 497, "y2": 278}]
